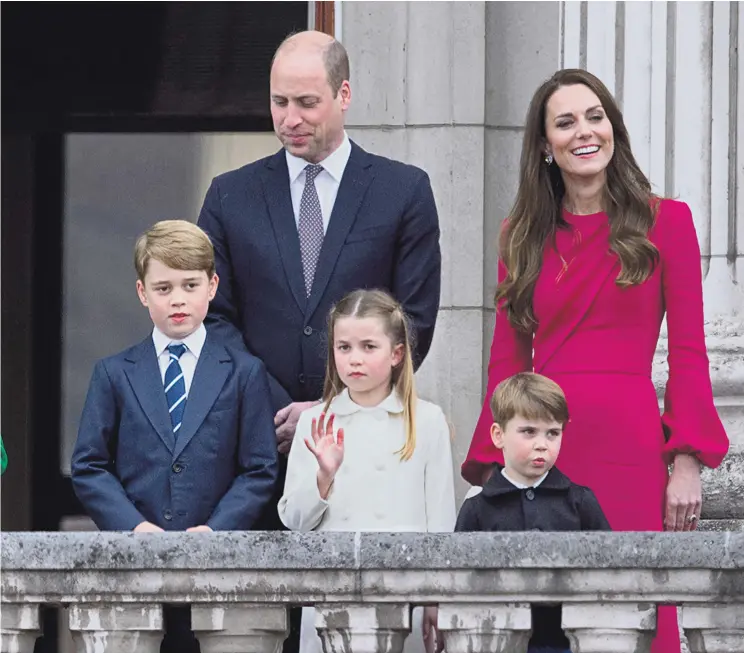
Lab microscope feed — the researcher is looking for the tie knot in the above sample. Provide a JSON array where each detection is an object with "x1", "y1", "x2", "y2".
[
  {"x1": 304, "y1": 164, "x2": 324, "y2": 182},
  {"x1": 168, "y1": 343, "x2": 187, "y2": 359}
]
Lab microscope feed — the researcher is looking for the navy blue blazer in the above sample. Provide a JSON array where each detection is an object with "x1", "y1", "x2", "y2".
[
  {"x1": 197, "y1": 141, "x2": 441, "y2": 409},
  {"x1": 70, "y1": 333, "x2": 279, "y2": 532}
]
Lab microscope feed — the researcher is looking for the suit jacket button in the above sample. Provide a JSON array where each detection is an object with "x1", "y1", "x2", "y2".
[
  {"x1": 172, "y1": 463, "x2": 183, "y2": 473},
  {"x1": 303, "y1": 326, "x2": 313, "y2": 336},
  {"x1": 298, "y1": 373, "x2": 306, "y2": 384},
  {"x1": 163, "y1": 510, "x2": 173, "y2": 521},
  {"x1": 525, "y1": 489, "x2": 535, "y2": 501}
]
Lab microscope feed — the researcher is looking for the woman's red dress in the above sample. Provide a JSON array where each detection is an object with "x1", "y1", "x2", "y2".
[{"x1": 463, "y1": 199, "x2": 729, "y2": 653}]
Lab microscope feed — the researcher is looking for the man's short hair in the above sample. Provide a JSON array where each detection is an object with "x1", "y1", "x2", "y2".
[
  {"x1": 490, "y1": 372, "x2": 569, "y2": 427},
  {"x1": 134, "y1": 220, "x2": 215, "y2": 282},
  {"x1": 322, "y1": 39, "x2": 350, "y2": 97},
  {"x1": 273, "y1": 32, "x2": 350, "y2": 97}
]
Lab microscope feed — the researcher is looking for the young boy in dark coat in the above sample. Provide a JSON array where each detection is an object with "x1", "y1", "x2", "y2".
[{"x1": 455, "y1": 372, "x2": 611, "y2": 653}]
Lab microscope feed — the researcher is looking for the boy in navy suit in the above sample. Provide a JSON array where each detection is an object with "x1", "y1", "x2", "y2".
[{"x1": 71, "y1": 220, "x2": 279, "y2": 651}]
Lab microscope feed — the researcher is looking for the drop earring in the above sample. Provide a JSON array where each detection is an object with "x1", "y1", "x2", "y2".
[{"x1": 544, "y1": 153, "x2": 553, "y2": 165}]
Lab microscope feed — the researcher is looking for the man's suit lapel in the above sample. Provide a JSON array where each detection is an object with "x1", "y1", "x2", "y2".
[
  {"x1": 171, "y1": 336, "x2": 231, "y2": 461},
  {"x1": 305, "y1": 143, "x2": 375, "y2": 320},
  {"x1": 261, "y1": 150, "x2": 308, "y2": 313},
  {"x1": 124, "y1": 338, "x2": 175, "y2": 453}
]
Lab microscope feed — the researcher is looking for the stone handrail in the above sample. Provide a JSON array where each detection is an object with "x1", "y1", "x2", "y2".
[{"x1": 1, "y1": 531, "x2": 743, "y2": 653}]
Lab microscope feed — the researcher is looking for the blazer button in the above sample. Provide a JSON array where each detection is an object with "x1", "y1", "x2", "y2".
[
  {"x1": 163, "y1": 509, "x2": 173, "y2": 521},
  {"x1": 525, "y1": 489, "x2": 535, "y2": 501},
  {"x1": 303, "y1": 326, "x2": 313, "y2": 336},
  {"x1": 172, "y1": 463, "x2": 183, "y2": 473},
  {"x1": 298, "y1": 373, "x2": 306, "y2": 384}
]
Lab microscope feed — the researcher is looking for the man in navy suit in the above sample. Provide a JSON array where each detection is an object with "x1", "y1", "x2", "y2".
[
  {"x1": 197, "y1": 29, "x2": 441, "y2": 474},
  {"x1": 71, "y1": 220, "x2": 278, "y2": 652}
]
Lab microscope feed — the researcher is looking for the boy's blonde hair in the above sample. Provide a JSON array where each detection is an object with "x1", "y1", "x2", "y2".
[
  {"x1": 134, "y1": 220, "x2": 215, "y2": 282},
  {"x1": 323, "y1": 289, "x2": 418, "y2": 461},
  {"x1": 490, "y1": 372, "x2": 569, "y2": 427}
]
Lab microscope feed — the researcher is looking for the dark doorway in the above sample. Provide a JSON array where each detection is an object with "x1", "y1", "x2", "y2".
[{"x1": 1, "y1": 3, "x2": 308, "y2": 651}]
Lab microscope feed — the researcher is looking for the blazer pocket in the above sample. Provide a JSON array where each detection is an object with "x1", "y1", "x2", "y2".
[{"x1": 345, "y1": 224, "x2": 398, "y2": 244}]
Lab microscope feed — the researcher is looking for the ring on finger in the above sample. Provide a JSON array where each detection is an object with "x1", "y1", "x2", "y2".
[{"x1": 686, "y1": 514, "x2": 698, "y2": 524}]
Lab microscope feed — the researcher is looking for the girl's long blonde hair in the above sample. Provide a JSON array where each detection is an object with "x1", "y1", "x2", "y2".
[{"x1": 322, "y1": 289, "x2": 417, "y2": 461}]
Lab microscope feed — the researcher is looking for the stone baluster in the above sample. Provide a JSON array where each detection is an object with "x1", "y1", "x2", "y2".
[
  {"x1": 314, "y1": 603, "x2": 411, "y2": 653},
  {"x1": 682, "y1": 603, "x2": 744, "y2": 653},
  {"x1": 438, "y1": 603, "x2": 531, "y2": 653},
  {"x1": 192, "y1": 603, "x2": 288, "y2": 653},
  {"x1": 562, "y1": 602, "x2": 656, "y2": 653},
  {"x1": 0, "y1": 604, "x2": 41, "y2": 653},
  {"x1": 68, "y1": 604, "x2": 163, "y2": 653}
]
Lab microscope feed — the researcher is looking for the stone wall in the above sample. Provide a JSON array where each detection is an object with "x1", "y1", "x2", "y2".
[{"x1": 1, "y1": 531, "x2": 743, "y2": 653}]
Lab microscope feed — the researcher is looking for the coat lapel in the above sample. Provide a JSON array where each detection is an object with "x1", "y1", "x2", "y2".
[
  {"x1": 124, "y1": 338, "x2": 175, "y2": 453},
  {"x1": 171, "y1": 336, "x2": 231, "y2": 461},
  {"x1": 305, "y1": 142, "x2": 375, "y2": 320},
  {"x1": 261, "y1": 149, "x2": 308, "y2": 313}
]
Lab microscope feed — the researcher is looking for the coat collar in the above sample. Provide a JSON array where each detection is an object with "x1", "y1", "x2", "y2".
[
  {"x1": 330, "y1": 388, "x2": 405, "y2": 416},
  {"x1": 481, "y1": 464, "x2": 572, "y2": 498}
]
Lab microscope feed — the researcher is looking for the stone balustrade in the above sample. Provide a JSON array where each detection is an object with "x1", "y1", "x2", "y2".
[{"x1": 1, "y1": 531, "x2": 743, "y2": 653}]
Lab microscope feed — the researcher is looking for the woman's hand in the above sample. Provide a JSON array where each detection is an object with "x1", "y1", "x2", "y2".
[
  {"x1": 665, "y1": 453, "x2": 702, "y2": 531},
  {"x1": 304, "y1": 413, "x2": 344, "y2": 499}
]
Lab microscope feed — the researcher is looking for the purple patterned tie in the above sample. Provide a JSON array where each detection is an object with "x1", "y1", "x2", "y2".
[{"x1": 298, "y1": 164, "x2": 325, "y2": 296}]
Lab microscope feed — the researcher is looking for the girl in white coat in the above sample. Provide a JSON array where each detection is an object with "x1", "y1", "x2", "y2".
[{"x1": 278, "y1": 289, "x2": 456, "y2": 653}]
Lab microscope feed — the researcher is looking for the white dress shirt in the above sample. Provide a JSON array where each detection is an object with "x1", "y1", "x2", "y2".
[
  {"x1": 152, "y1": 324, "x2": 206, "y2": 396},
  {"x1": 285, "y1": 132, "x2": 352, "y2": 233}
]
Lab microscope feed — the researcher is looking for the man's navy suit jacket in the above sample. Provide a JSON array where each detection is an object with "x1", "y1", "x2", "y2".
[
  {"x1": 197, "y1": 141, "x2": 441, "y2": 410},
  {"x1": 71, "y1": 333, "x2": 278, "y2": 531}
]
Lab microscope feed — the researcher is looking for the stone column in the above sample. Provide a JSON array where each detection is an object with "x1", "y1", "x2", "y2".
[
  {"x1": 0, "y1": 604, "x2": 41, "y2": 653},
  {"x1": 560, "y1": 0, "x2": 744, "y2": 528},
  {"x1": 314, "y1": 603, "x2": 411, "y2": 653},
  {"x1": 341, "y1": 1, "x2": 488, "y2": 502},
  {"x1": 68, "y1": 604, "x2": 163, "y2": 653},
  {"x1": 192, "y1": 603, "x2": 288, "y2": 653},
  {"x1": 681, "y1": 603, "x2": 744, "y2": 653},
  {"x1": 437, "y1": 603, "x2": 531, "y2": 653},
  {"x1": 562, "y1": 602, "x2": 656, "y2": 653}
]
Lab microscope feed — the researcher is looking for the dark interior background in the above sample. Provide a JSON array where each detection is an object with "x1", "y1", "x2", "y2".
[{"x1": 2, "y1": 3, "x2": 309, "y2": 648}]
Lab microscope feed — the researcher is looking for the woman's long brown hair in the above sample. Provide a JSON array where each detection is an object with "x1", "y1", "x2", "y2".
[
  {"x1": 498, "y1": 68, "x2": 660, "y2": 332},
  {"x1": 322, "y1": 289, "x2": 418, "y2": 461}
]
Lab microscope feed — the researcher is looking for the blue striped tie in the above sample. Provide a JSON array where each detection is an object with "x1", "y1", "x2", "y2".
[{"x1": 165, "y1": 344, "x2": 187, "y2": 435}]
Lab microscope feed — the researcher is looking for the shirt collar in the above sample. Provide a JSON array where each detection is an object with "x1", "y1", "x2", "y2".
[
  {"x1": 285, "y1": 132, "x2": 352, "y2": 184},
  {"x1": 481, "y1": 464, "x2": 571, "y2": 498},
  {"x1": 330, "y1": 387, "x2": 405, "y2": 416},
  {"x1": 502, "y1": 467, "x2": 549, "y2": 489},
  {"x1": 152, "y1": 323, "x2": 207, "y2": 359}
]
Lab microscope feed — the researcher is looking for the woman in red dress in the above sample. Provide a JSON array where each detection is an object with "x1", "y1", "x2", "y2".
[{"x1": 462, "y1": 69, "x2": 729, "y2": 653}]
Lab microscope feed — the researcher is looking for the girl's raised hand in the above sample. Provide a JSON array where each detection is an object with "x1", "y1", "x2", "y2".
[{"x1": 305, "y1": 412, "x2": 345, "y2": 479}]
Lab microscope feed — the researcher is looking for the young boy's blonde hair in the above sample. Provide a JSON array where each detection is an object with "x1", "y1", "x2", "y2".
[
  {"x1": 490, "y1": 372, "x2": 569, "y2": 427},
  {"x1": 134, "y1": 220, "x2": 215, "y2": 282}
]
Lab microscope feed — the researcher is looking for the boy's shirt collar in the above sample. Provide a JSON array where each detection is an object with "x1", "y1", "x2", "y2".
[
  {"x1": 152, "y1": 323, "x2": 207, "y2": 360},
  {"x1": 501, "y1": 467, "x2": 549, "y2": 489},
  {"x1": 481, "y1": 464, "x2": 571, "y2": 498}
]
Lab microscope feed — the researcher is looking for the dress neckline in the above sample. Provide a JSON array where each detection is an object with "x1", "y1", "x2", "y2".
[{"x1": 562, "y1": 207, "x2": 606, "y2": 220}]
